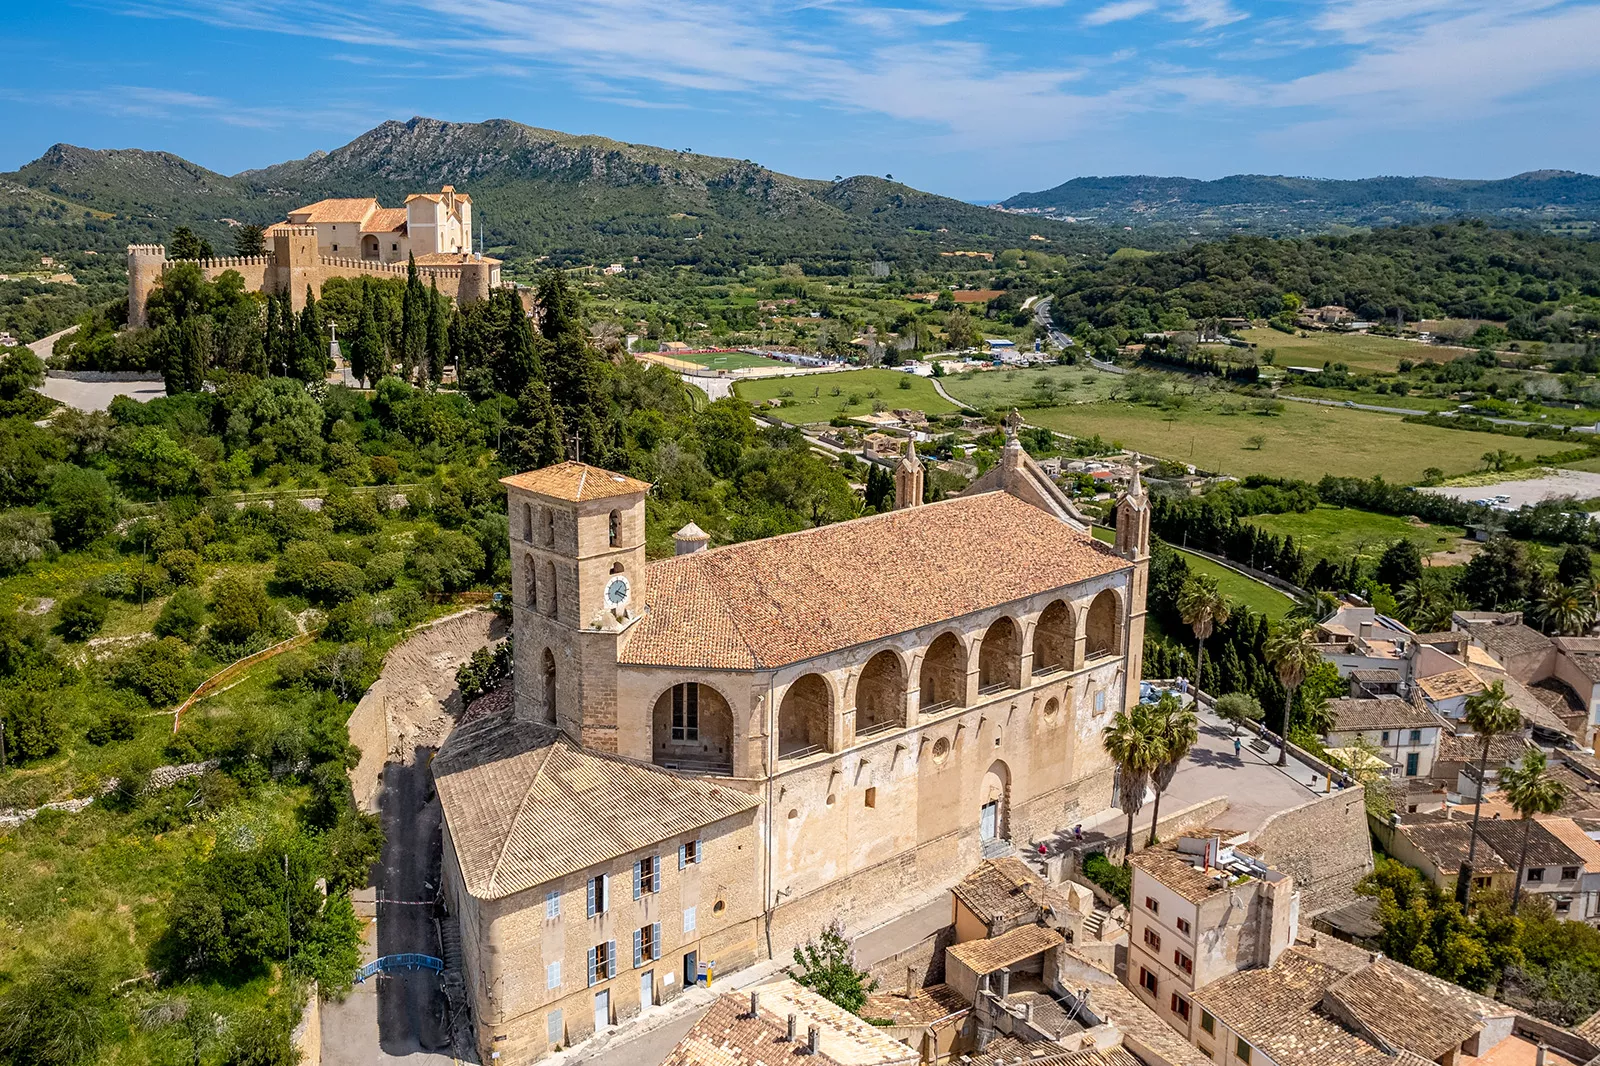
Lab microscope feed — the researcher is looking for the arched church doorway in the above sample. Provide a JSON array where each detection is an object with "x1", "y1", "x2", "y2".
[{"x1": 979, "y1": 760, "x2": 1011, "y2": 849}]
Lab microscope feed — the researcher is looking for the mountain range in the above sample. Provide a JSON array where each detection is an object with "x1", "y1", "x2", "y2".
[
  {"x1": 0, "y1": 117, "x2": 1110, "y2": 273},
  {"x1": 998, "y1": 171, "x2": 1600, "y2": 231}
]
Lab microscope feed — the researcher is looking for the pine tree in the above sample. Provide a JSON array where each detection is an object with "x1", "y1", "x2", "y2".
[
  {"x1": 350, "y1": 278, "x2": 380, "y2": 387},
  {"x1": 426, "y1": 279, "x2": 449, "y2": 387},
  {"x1": 401, "y1": 254, "x2": 427, "y2": 381},
  {"x1": 501, "y1": 383, "x2": 566, "y2": 470},
  {"x1": 293, "y1": 287, "x2": 325, "y2": 382}
]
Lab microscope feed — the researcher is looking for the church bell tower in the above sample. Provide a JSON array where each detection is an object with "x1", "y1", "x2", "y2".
[{"x1": 501, "y1": 461, "x2": 650, "y2": 753}]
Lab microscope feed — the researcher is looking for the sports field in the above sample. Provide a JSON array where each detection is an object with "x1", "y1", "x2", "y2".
[
  {"x1": 1025, "y1": 399, "x2": 1554, "y2": 482},
  {"x1": 1249, "y1": 505, "x2": 1466, "y2": 567},
  {"x1": 733, "y1": 370, "x2": 958, "y2": 422},
  {"x1": 1234, "y1": 328, "x2": 1468, "y2": 373},
  {"x1": 637, "y1": 349, "x2": 785, "y2": 370}
]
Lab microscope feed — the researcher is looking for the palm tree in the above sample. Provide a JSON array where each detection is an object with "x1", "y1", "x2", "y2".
[
  {"x1": 1146, "y1": 695, "x2": 1200, "y2": 847},
  {"x1": 1455, "y1": 680, "x2": 1524, "y2": 904},
  {"x1": 1397, "y1": 570, "x2": 1464, "y2": 633},
  {"x1": 1534, "y1": 581, "x2": 1595, "y2": 636},
  {"x1": 1178, "y1": 576, "x2": 1230, "y2": 691},
  {"x1": 1263, "y1": 620, "x2": 1320, "y2": 768},
  {"x1": 1500, "y1": 750, "x2": 1569, "y2": 913},
  {"x1": 1103, "y1": 701, "x2": 1167, "y2": 867}
]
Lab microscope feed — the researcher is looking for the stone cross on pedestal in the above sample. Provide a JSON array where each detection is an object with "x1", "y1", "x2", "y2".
[{"x1": 1004, "y1": 408, "x2": 1023, "y2": 439}]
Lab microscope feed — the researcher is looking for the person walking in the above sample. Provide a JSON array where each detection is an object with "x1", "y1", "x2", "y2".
[{"x1": 1233, "y1": 736, "x2": 1242, "y2": 759}]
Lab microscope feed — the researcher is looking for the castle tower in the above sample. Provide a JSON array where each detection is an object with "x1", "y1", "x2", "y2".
[
  {"x1": 272, "y1": 225, "x2": 321, "y2": 312},
  {"x1": 126, "y1": 244, "x2": 168, "y2": 329},
  {"x1": 1115, "y1": 455, "x2": 1152, "y2": 705},
  {"x1": 501, "y1": 461, "x2": 651, "y2": 753},
  {"x1": 894, "y1": 440, "x2": 924, "y2": 510}
]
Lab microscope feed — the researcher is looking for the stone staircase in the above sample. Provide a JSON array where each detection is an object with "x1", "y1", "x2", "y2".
[{"x1": 1083, "y1": 906, "x2": 1113, "y2": 942}]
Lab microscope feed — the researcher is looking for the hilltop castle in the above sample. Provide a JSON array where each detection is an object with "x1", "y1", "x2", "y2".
[
  {"x1": 126, "y1": 185, "x2": 501, "y2": 328},
  {"x1": 433, "y1": 424, "x2": 1152, "y2": 1063}
]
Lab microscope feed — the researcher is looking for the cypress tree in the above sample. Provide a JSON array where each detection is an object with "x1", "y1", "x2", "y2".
[
  {"x1": 502, "y1": 382, "x2": 566, "y2": 470},
  {"x1": 401, "y1": 254, "x2": 427, "y2": 381},
  {"x1": 426, "y1": 279, "x2": 449, "y2": 387},
  {"x1": 293, "y1": 286, "x2": 325, "y2": 382},
  {"x1": 497, "y1": 298, "x2": 540, "y2": 398},
  {"x1": 351, "y1": 278, "x2": 380, "y2": 387},
  {"x1": 537, "y1": 271, "x2": 606, "y2": 461}
]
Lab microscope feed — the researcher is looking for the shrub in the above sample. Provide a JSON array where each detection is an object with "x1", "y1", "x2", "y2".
[
  {"x1": 157, "y1": 548, "x2": 201, "y2": 588},
  {"x1": 154, "y1": 586, "x2": 207, "y2": 642},
  {"x1": 114, "y1": 637, "x2": 193, "y2": 706},
  {"x1": 2, "y1": 692, "x2": 63, "y2": 763},
  {"x1": 0, "y1": 949, "x2": 123, "y2": 1066},
  {"x1": 364, "y1": 551, "x2": 404, "y2": 590},
  {"x1": 273, "y1": 540, "x2": 330, "y2": 589},
  {"x1": 456, "y1": 639, "x2": 513, "y2": 703},
  {"x1": 0, "y1": 511, "x2": 55, "y2": 575},
  {"x1": 304, "y1": 561, "x2": 366, "y2": 606},
  {"x1": 46, "y1": 466, "x2": 117, "y2": 550},
  {"x1": 209, "y1": 575, "x2": 274, "y2": 646},
  {"x1": 56, "y1": 590, "x2": 109, "y2": 642},
  {"x1": 325, "y1": 492, "x2": 381, "y2": 534},
  {"x1": 1082, "y1": 852, "x2": 1131, "y2": 905},
  {"x1": 86, "y1": 704, "x2": 139, "y2": 746}
]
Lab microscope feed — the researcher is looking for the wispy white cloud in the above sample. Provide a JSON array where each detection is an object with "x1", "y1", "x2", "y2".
[{"x1": 1084, "y1": 0, "x2": 1158, "y2": 26}]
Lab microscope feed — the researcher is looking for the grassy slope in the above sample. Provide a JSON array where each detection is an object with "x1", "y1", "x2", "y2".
[
  {"x1": 1092, "y1": 526, "x2": 1289, "y2": 620},
  {"x1": 1236, "y1": 328, "x2": 1468, "y2": 373},
  {"x1": 1249, "y1": 505, "x2": 1466, "y2": 567},
  {"x1": 733, "y1": 370, "x2": 958, "y2": 422},
  {"x1": 939, "y1": 364, "x2": 1130, "y2": 409},
  {"x1": 1025, "y1": 400, "x2": 1553, "y2": 481}
]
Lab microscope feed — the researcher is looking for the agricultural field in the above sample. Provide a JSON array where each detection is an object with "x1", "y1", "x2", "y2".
[
  {"x1": 939, "y1": 363, "x2": 1133, "y2": 410},
  {"x1": 1249, "y1": 505, "x2": 1467, "y2": 568},
  {"x1": 1024, "y1": 398, "x2": 1556, "y2": 482},
  {"x1": 1234, "y1": 327, "x2": 1467, "y2": 373},
  {"x1": 733, "y1": 369, "x2": 959, "y2": 423}
]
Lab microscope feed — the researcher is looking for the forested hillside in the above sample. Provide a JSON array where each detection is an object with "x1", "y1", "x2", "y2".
[{"x1": 1050, "y1": 220, "x2": 1600, "y2": 342}]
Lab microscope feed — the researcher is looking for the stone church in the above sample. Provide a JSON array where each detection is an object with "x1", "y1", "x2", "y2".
[{"x1": 434, "y1": 425, "x2": 1151, "y2": 1063}]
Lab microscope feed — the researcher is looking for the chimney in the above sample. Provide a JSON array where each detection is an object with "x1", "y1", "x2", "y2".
[
  {"x1": 976, "y1": 1026, "x2": 994, "y2": 1052},
  {"x1": 749, "y1": 992, "x2": 759, "y2": 1018},
  {"x1": 807, "y1": 1025, "x2": 821, "y2": 1056},
  {"x1": 997, "y1": 968, "x2": 1011, "y2": 999},
  {"x1": 905, "y1": 965, "x2": 916, "y2": 999},
  {"x1": 786, "y1": 1014, "x2": 797, "y2": 1042},
  {"x1": 1023, "y1": 1002, "x2": 1034, "y2": 1023},
  {"x1": 1537, "y1": 1044, "x2": 1548, "y2": 1066},
  {"x1": 673, "y1": 522, "x2": 710, "y2": 556}
]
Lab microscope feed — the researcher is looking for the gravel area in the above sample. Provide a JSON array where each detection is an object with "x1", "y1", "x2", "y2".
[{"x1": 1418, "y1": 469, "x2": 1600, "y2": 509}]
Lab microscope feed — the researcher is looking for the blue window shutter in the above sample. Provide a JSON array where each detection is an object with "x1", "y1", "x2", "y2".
[
  {"x1": 587, "y1": 878, "x2": 596, "y2": 918},
  {"x1": 602, "y1": 873, "x2": 610, "y2": 912},
  {"x1": 634, "y1": 929, "x2": 643, "y2": 967},
  {"x1": 633, "y1": 861, "x2": 642, "y2": 900},
  {"x1": 606, "y1": 940, "x2": 617, "y2": 978},
  {"x1": 587, "y1": 947, "x2": 597, "y2": 987},
  {"x1": 652, "y1": 856, "x2": 661, "y2": 893},
  {"x1": 652, "y1": 922, "x2": 661, "y2": 959},
  {"x1": 678, "y1": 844, "x2": 687, "y2": 870},
  {"x1": 696, "y1": 836, "x2": 704, "y2": 863}
]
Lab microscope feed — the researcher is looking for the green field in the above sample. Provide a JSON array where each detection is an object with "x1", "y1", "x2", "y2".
[
  {"x1": 733, "y1": 369, "x2": 959, "y2": 422},
  {"x1": 1025, "y1": 399, "x2": 1555, "y2": 482},
  {"x1": 1091, "y1": 527, "x2": 1290, "y2": 619},
  {"x1": 1250, "y1": 505, "x2": 1466, "y2": 567},
  {"x1": 668, "y1": 349, "x2": 788, "y2": 370},
  {"x1": 1235, "y1": 328, "x2": 1465, "y2": 374}
]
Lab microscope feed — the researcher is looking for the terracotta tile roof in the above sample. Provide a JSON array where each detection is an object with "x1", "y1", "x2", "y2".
[
  {"x1": 946, "y1": 924, "x2": 1063, "y2": 974},
  {"x1": 413, "y1": 251, "x2": 502, "y2": 266},
  {"x1": 1325, "y1": 696, "x2": 1437, "y2": 732},
  {"x1": 1349, "y1": 668, "x2": 1400, "y2": 683},
  {"x1": 963, "y1": 1048, "x2": 1139, "y2": 1066},
  {"x1": 1434, "y1": 731, "x2": 1529, "y2": 767},
  {"x1": 623, "y1": 491, "x2": 1128, "y2": 670},
  {"x1": 952, "y1": 858, "x2": 1075, "y2": 928},
  {"x1": 1061, "y1": 971, "x2": 1212, "y2": 1066},
  {"x1": 500, "y1": 461, "x2": 653, "y2": 503},
  {"x1": 1392, "y1": 820, "x2": 1512, "y2": 877},
  {"x1": 664, "y1": 980, "x2": 917, "y2": 1066},
  {"x1": 1192, "y1": 951, "x2": 1395, "y2": 1066},
  {"x1": 1129, "y1": 846, "x2": 1245, "y2": 904},
  {"x1": 1576, "y1": 1007, "x2": 1600, "y2": 1043},
  {"x1": 1554, "y1": 638, "x2": 1600, "y2": 682},
  {"x1": 287, "y1": 197, "x2": 379, "y2": 224},
  {"x1": 1474, "y1": 816, "x2": 1582, "y2": 869},
  {"x1": 434, "y1": 711, "x2": 757, "y2": 900},
  {"x1": 1460, "y1": 618, "x2": 1554, "y2": 660},
  {"x1": 1324, "y1": 958, "x2": 1482, "y2": 1060},
  {"x1": 1539, "y1": 816, "x2": 1600, "y2": 868},
  {"x1": 406, "y1": 190, "x2": 473, "y2": 204},
  {"x1": 1500, "y1": 676, "x2": 1577, "y2": 737},
  {"x1": 860, "y1": 984, "x2": 969, "y2": 1027},
  {"x1": 360, "y1": 207, "x2": 408, "y2": 233},
  {"x1": 1417, "y1": 668, "x2": 1486, "y2": 701}
]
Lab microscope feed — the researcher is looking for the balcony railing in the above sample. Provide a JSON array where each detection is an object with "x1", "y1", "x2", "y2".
[
  {"x1": 978, "y1": 680, "x2": 1011, "y2": 696},
  {"x1": 919, "y1": 699, "x2": 957, "y2": 715},
  {"x1": 855, "y1": 719, "x2": 898, "y2": 739},
  {"x1": 1032, "y1": 662, "x2": 1064, "y2": 677},
  {"x1": 778, "y1": 742, "x2": 824, "y2": 762},
  {"x1": 656, "y1": 757, "x2": 734, "y2": 777}
]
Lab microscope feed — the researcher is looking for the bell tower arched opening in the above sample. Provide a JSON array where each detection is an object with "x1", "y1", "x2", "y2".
[
  {"x1": 920, "y1": 632, "x2": 968, "y2": 713},
  {"x1": 1086, "y1": 590, "x2": 1122, "y2": 661},
  {"x1": 855, "y1": 651, "x2": 906, "y2": 737},
  {"x1": 978, "y1": 617, "x2": 1022, "y2": 694},
  {"x1": 1033, "y1": 599, "x2": 1074, "y2": 674},
  {"x1": 778, "y1": 674, "x2": 832, "y2": 760},
  {"x1": 652, "y1": 682, "x2": 733, "y2": 774}
]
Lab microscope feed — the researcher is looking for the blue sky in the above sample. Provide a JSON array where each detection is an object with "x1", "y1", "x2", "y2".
[{"x1": 7, "y1": 0, "x2": 1600, "y2": 201}]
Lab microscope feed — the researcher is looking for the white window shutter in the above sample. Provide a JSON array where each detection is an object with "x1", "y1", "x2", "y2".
[
  {"x1": 684, "y1": 906, "x2": 696, "y2": 933},
  {"x1": 633, "y1": 860, "x2": 643, "y2": 900},
  {"x1": 606, "y1": 940, "x2": 617, "y2": 978},
  {"x1": 652, "y1": 922, "x2": 661, "y2": 959},
  {"x1": 634, "y1": 929, "x2": 644, "y2": 967},
  {"x1": 679, "y1": 843, "x2": 687, "y2": 870},
  {"x1": 652, "y1": 856, "x2": 661, "y2": 893},
  {"x1": 587, "y1": 947, "x2": 597, "y2": 987},
  {"x1": 696, "y1": 836, "x2": 704, "y2": 863},
  {"x1": 587, "y1": 878, "x2": 596, "y2": 918}
]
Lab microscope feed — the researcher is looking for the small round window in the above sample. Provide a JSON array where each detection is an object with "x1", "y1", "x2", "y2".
[{"x1": 931, "y1": 737, "x2": 951, "y2": 764}]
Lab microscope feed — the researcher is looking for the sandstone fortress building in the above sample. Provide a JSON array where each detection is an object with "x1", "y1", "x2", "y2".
[
  {"x1": 126, "y1": 185, "x2": 501, "y2": 328},
  {"x1": 434, "y1": 425, "x2": 1153, "y2": 1063}
]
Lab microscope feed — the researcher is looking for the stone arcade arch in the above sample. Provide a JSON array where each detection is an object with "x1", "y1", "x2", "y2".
[
  {"x1": 651, "y1": 682, "x2": 734, "y2": 774},
  {"x1": 978, "y1": 617, "x2": 1022, "y2": 694},
  {"x1": 778, "y1": 674, "x2": 832, "y2": 760},
  {"x1": 361, "y1": 234, "x2": 380, "y2": 260},
  {"x1": 541, "y1": 648, "x2": 557, "y2": 723},
  {"x1": 546, "y1": 561, "x2": 559, "y2": 619},
  {"x1": 524, "y1": 553, "x2": 537, "y2": 610},
  {"x1": 919, "y1": 632, "x2": 969, "y2": 713},
  {"x1": 1085, "y1": 590, "x2": 1122, "y2": 661},
  {"x1": 855, "y1": 650, "x2": 907, "y2": 737},
  {"x1": 1032, "y1": 599, "x2": 1075, "y2": 674}
]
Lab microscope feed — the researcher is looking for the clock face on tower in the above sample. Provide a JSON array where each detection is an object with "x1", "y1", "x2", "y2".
[{"x1": 604, "y1": 574, "x2": 631, "y2": 609}]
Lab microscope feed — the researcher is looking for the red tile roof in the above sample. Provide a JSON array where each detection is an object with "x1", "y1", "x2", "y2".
[
  {"x1": 500, "y1": 461, "x2": 652, "y2": 503},
  {"x1": 622, "y1": 491, "x2": 1128, "y2": 670}
]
